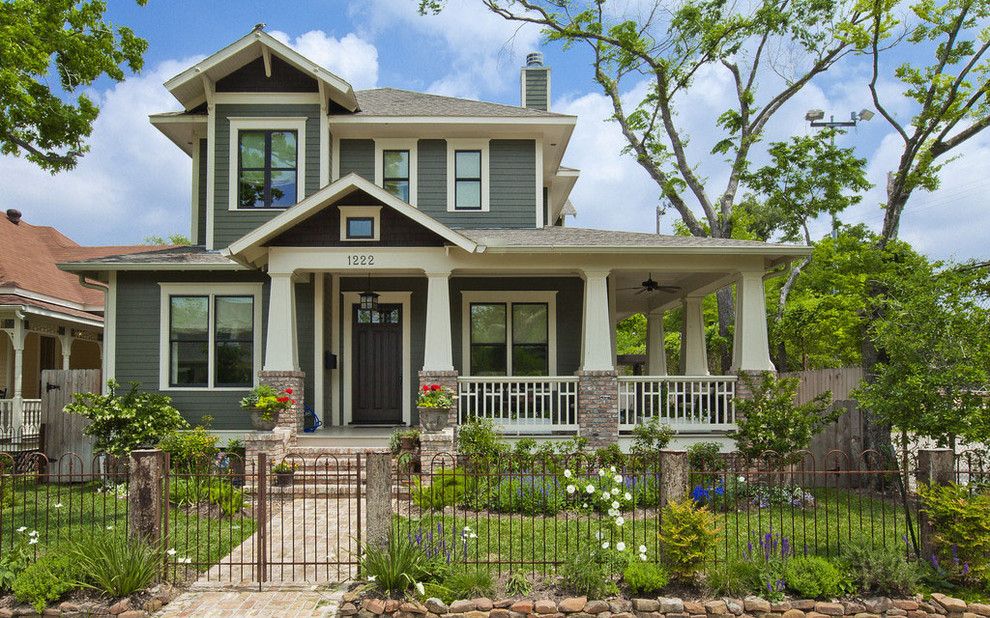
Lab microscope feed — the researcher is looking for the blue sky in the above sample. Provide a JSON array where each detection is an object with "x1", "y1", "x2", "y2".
[{"x1": 2, "y1": 0, "x2": 987, "y2": 262}]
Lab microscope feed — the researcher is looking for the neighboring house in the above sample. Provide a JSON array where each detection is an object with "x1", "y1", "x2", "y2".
[
  {"x1": 0, "y1": 209, "x2": 153, "y2": 432},
  {"x1": 60, "y1": 29, "x2": 808, "y2": 447}
]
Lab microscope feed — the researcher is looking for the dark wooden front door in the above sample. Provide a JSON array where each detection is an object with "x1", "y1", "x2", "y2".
[{"x1": 351, "y1": 304, "x2": 403, "y2": 424}]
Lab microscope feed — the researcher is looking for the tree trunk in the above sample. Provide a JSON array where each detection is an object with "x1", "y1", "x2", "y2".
[
  {"x1": 860, "y1": 281, "x2": 895, "y2": 461},
  {"x1": 716, "y1": 287, "x2": 734, "y2": 373},
  {"x1": 772, "y1": 256, "x2": 811, "y2": 372}
]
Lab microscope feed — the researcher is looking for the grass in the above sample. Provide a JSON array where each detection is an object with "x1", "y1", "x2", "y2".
[
  {"x1": 0, "y1": 476, "x2": 255, "y2": 581},
  {"x1": 394, "y1": 486, "x2": 915, "y2": 574}
]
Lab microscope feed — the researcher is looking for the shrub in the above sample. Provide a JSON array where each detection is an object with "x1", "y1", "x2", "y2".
[
  {"x1": 658, "y1": 499, "x2": 719, "y2": 582},
  {"x1": 169, "y1": 477, "x2": 244, "y2": 516},
  {"x1": 457, "y1": 418, "x2": 508, "y2": 462},
  {"x1": 68, "y1": 533, "x2": 161, "y2": 597},
  {"x1": 483, "y1": 476, "x2": 564, "y2": 515},
  {"x1": 420, "y1": 582, "x2": 455, "y2": 604},
  {"x1": 65, "y1": 379, "x2": 188, "y2": 458},
  {"x1": 840, "y1": 540, "x2": 918, "y2": 595},
  {"x1": 558, "y1": 544, "x2": 621, "y2": 598},
  {"x1": 159, "y1": 425, "x2": 219, "y2": 472},
  {"x1": 631, "y1": 417, "x2": 675, "y2": 457},
  {"x1": 411, "y1": 468, "x2": 479, "y2": 510},
  {"x1": 505, "y1": 570, "x2": 532, "y2": 596},
  {"x1": 783, "y1": 556, "x2": 844, "y2": 599},
  {"x1": 595, "y1": 443, "x2": 626, "y2": 469},
  {"x1": 444, "y1": 566, "x2": 494, "y2": 599},
  {"x1": 623, "y1": 561, "x2": 669, "y2": 594},
  {"x1": 687, "y1": 441, "x2": 724, "y2": 472},
  {"x1": 0, "y1": 530, "x2": 33, "y2": 592},
  {"x1": 13, "y1": 552, "x2": 82, "y2": 612},
  {"x1": 705, "y1": 559, "x2": 759, "y2": 597},
  {"x1": 732, "y1": 372, "x2": 835, "y2": 463},
  {"x1": 360, "y1": 534, "x2": 433, "y2": 597},
  {"x1": 918, "y1": 482, "x2": 990, "y2": 586}
]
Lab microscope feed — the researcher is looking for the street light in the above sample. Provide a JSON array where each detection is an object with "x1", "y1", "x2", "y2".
[{"x1": 806, "y1": 108, "x2": 874, "y2": 129}]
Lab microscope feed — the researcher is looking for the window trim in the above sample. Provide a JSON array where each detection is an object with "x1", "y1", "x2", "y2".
[
  {"x1": 158, "y1": 283, "x2": 263, "y2": 391},
  {"x1": 460, "y1": 291, "x2": 557, "y2": 376},
  {"x1": 374, "y1": 139, "x2": 418, "y2": 206},
  {"x1": 446, "y1": 139, "x2": 490, "y2": 212},
  {"x1": 338, "y1": 206, "x2": 382, "y2": 242},
  {"x1": 228, "y1": 117, "x2": 307, "y2": 211}
]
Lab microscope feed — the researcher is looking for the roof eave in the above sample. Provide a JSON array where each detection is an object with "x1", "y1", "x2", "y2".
[{"x1": 57, "y1": 261, "x2": 247, "y2": 272}]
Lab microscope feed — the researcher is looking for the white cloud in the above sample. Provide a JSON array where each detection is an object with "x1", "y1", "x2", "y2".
[{"x1": 268, "y1": 30, "x2": 379, "y2": 89}]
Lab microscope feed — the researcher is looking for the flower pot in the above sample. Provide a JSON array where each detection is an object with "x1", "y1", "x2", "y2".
[
  {"x1": 418, "y1": 407, "x2": 450, "y2": 432},
  {"x1": 274, "y1": 471, "x2": 295, "y2": 487},
  {"x1": 250, "y1": 408, "x2": 276, "y2": 431}
]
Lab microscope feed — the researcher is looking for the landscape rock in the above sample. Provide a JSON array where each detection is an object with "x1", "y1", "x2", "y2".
[
  {"x1": 109, "y1": 599, "x2": 131, "y2": 615},
  {"x1": 142, "y1": 599, "x2": 163, "y2": 614},
  {"x1": 659, "y1": 599, "x2": 684, "y2": 614},
  {"x1": 488, "y1": 610, "x2": 511, "y2": 618},
  {"x1": 705, "y1": 601, "x2": 728, "y2": 615},
  {"x1": 781, "y1": 610, "x2": 806, "y2": 618},
  {"x1": 561, "y1": 598, "x2": 588, "y2": 614},
  {"x1": 510, "y1": 601, "x2": 533, "y2": 614},
  {"x1": 119, "y1": 612, "x2": 146, "y2": 618},
  {"x1": 365, "y1": 599, "x2": 387, "y2": 615},
  {"x1": 427, "y1": 599, "x2": 450, "y2": 614},
  {"x1": 535, "y1": 600, "x2": 558, "y2": 615},
  {"x1": 385, "y1": 601, "x2": 402, "y2": 614},
  {"x1": 340, "y1": 603, "x2": 359, "y2": 616},
  {"x1": 744, "y1": 598, "x2": 771, "y2": 614},
  {"x1": 450, "y1": 601, "x2": 476, "y2": 614},
  {"x1": 793, "y1": 602, "x2": 817, "y2": 612},
  {"x1": 683, "y1": 603, "x2": 705, "y2": 615},
  {"x1": 465, "y1": 611, "x2": 489, "y2": 618},
  {"x1": 931, "y1": 596, "x2": 967, "y2": 615},
  {"x1": 843, "y1": 603, "x2": 866, "y2": 614},
  {"x1": 772, "y1": 603, "x2": 793, "y2": 612},
  {"x1": 893, "y1": 602, "x2": 919, "y2": 612},
  {"x1": 970, "y1": 606, "x2": 990, "y2": 618},
  {"x1": 494, "y1": 600, "x2": 514, "y2": 609},
  {"x1": 634, "y1": 600, "x2": 660, "y2": 613},
  {"x1": 725, "y1": 600, "x2": 745, "y2": 616},
  {"x1": 814, "y1": 603, "x2": 844, "y2": 617},
  {"x1": 586, "y1": 601, "x2": 610, "y2": 615},
  {"x1": 474, "y1": 600, "x2": 494, "y2": 612}
]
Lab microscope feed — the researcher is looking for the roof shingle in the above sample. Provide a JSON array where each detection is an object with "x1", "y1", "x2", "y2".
[{"x1": 348, "y1": 88, "x2": 573, "y2": 118}]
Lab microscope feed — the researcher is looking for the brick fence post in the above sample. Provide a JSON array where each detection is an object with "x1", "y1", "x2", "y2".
[
  {"x1": 576, "y1": 370, "x2": 619, "y2": 448},
  {"x1": 365, "y1": 451, "x2": 393, "y2": 550},
  {"x1": 128, "y1": 449, "x2": 163, "y2": 545},
  {"x1": 659, "y1": 449, "x2": 690, "y2": 507},
  {"x1": 258, "y1": 370, "x2": 305, "y2": 438},
  {"x1": 916, "y1": 448, "x2": 954, "y2": 559}
]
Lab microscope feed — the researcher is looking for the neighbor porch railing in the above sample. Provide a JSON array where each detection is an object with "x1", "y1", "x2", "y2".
[
  {"x1": 457, "y1": 376, "x2": 579, "y2": 435},
  {"x1": 0, "y1": 399, "x2": 42, "y2": 430},
  {"x1": 618, "y1": 376, "x2": 737, "y2": 432}
]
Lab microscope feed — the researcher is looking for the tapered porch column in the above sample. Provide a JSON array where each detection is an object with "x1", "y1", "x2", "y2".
[
  {"x1": 59, "y1": 331, "x2": 73, "y2": 370},
  {"x1": 261, "y1": 271, "x2": 303, "y2": 436},
  {"x1": 580, "y1": 270, "x2": 614, "y2": 372},
  {"x1": 10, "y1": 314, "x2": 25, "y2": 428},
  {"x1": 681, "y1": 296, "x2": 709, "y2": 375},
  {"x1": 577, "y1": 270, "x2": 618, "y2": 446},
  {"x1": 731, "y1": 270, "x2": 774, "y2": 373},
  {"x1": 422, "y1": 271, "x2": 453, "y2": 371},
  {"x1": 646, "y1": 310, "x2": 667, "y2": 375}
]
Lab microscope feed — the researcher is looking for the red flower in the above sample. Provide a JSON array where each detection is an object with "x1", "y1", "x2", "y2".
[
  {"x1": 290, "y1": 399, "x2": 297, "y2": 405},
  {"x1": 276, "y1": 396, "x2": 290, "y2": 403},
  {"x1": 422, "y1": 385, "x2": 430, "y2": 392},
  {"x1": 284, "y1": 388, "x2": 293, "y2": 395},
  {"x1": 431, "y1": 384, "x2": 441, "y2": 391}
]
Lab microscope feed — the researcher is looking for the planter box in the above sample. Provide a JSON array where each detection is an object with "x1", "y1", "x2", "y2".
[{"x1": 418, "y1": 407, "x2": 450, "y2": 432}]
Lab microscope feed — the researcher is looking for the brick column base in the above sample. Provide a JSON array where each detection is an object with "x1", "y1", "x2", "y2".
[
  {"x1": 418, "y1": 370, "x2": 458, "y2": 467},
  {"x1": 418, "y1": 370, "x2": 459, "y2": 427},
  {"x1": 258, "y1": 370, "x2": 305, "y2": 438},
  {"x1": 245, "y1": 429, "x2": 292, "y2": 466},
  {"x1": 576, "y1": 370, "x2": 619, "y2": 448}
]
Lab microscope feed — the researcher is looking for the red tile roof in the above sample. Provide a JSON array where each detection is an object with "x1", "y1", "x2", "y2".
[{"x1": 0, "y1": 215, "x2": 160, "y2": 313}]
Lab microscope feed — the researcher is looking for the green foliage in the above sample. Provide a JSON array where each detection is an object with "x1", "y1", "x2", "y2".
[
  {"x1": 733, "y1": 372, "x2": 835, "y2": 463},
  {"x1": 64, "y1": 380, "x2": 187, "y2": 458},
  {"x1": 411, "y1": 468, "x2": 479, "y2": 510},
  {"x1": 918, "y1": 483, "x2": 990, "y2": 585},
  {"x1": 420, "y1": 582, "x2": 455, "y2": 604},
  {"x1": 0, "y1": 0, "x2": 147, "y2": 172},
  {"x1": 558, "y1": 544, "x2": 621, "y2": 598},
  {"x1": 631, "y1": 417, "x2": 675, "y2": 457},
  {"x1": 360, "y1": 534, "x2": 433, "y2": 597},
  {"x1": 390, "y1": 428, "x2": 421, "y2": 454},
  {"x1": 0, "y1": 531, "x2": 33, "y2": 592},
  {"x1": 504, "y1": 570, "x2": 532, "y2": 596},
  {"x1": 594, "y1": 443, "x2": 626, "y2": 469},
  {"x1": 623, "y1": 560, "x2": 669, "y2": 594},
  {"x1": 67, "y1": 533, "x2": 161, "y2": 597},
  {"x1": 169, "y1": 478, "x2": 244, "y2": 516},
  {"x1": 239, "y1": 384, "x2": 295, "y2": 422},
  {"x1": 704, "y1": 559, "x2": 757, "y2": 597},
  {"x1": 783, "y1": 556, "x2": 845, "y2": 598},
  {"x1": 687, "y1": 442, "x2": 724, "y2": 471},
  {"x1": 443, "y1": 566, "x2": 494, "y2": 599},
  {"x1": 159, "y1": 426, "x2": 219, "y2": 472},
  {"x1": 143, "y1": 234, "x2": 192, "y2": 246},
  {"x1": 658, "y1": 499, "x2": 719, "y2": 581},
  {"x1": 840, "y1": 540, "x2": 919, "y2": 595},
  {"x1": 13, "y1": 552, "x2": 83, "y2": 612},
  {"x1": 456, "y1": 418, "x2": 507, "y2": 462},
  {"x1": 616, "y1": 313, "x2": 647, "y2": 355}
]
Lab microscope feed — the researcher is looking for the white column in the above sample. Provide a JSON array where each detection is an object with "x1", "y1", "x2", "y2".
[
  {"x1": 422, "y1": 271, "x2": 454, "y2": 371},
  {"x1": 59, "y1": 332, "x2": 73, "y2": 370},
  {"x1": 646, "y1": 310, "x2": 667, "y2": 375},
  {"x1": 11, "y1": 315, "x2": 25, "y2": 428},
  {"x1": 607, "y1": 274, "x2": 618, "y2": 368},
  {"x1": 682, "y1": 296, "x2": 709, "y2": 376},
  {"x1": 732, "y1": 270, "x2": 775, "y2": 372},
  {"x1": 580, "y1": 270, "x2": 615, "y2": 371},
  {"x1": 264, "y1": 272, "x2": 299, "y2": 371}
]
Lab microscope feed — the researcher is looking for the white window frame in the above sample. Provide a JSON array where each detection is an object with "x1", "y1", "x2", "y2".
[
  {"x1": 374, "y1": 139, "x2": 418, "y2": 206},
  {"x1": 228, "y1": 117, "x2": 308, "y2": 211},
  {"x1": 338, "y1": 206, "x2": 382, "y2": 242},
  {"x1": 446, "y1": 139, "x2": 490, "y2": 212},
  {"x1": 460, "y1": 291, "x2": 557, "y2": 376},
  {"x1": 158, "y1": 283, "x2": 264, "y2": 391}
]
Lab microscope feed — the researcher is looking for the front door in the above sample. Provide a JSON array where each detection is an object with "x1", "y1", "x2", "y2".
[{"x1": 351, "y1": 304, "x2": 403, "y2": 424}]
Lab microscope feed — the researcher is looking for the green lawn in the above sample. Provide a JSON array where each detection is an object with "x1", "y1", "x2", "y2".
[
  {"x1": 394, "y1": 487, "x2": 914, "y2": 574},
  {"x1": 0, "y1": 478, "x2": 255, "y2": 579}
]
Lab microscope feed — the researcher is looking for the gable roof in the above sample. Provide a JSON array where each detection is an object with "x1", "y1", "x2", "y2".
[
  {"x1": 346, "y1": 88, "x2": 572, "y2": 118},
  {"x1": 163, "y1": 29, "x2": 358, "y2": 111},
  {"x1": 224, "y1": 174, "x2": 478, "y2": 262}
]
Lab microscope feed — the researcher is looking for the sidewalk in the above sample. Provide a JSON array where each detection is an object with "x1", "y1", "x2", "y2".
[{"x1": 155, "y1": 586, "x2": 344, "y2": 617}]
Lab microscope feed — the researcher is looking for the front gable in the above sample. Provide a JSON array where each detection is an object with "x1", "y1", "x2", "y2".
[{"x1": 216, "y1": 55, "x2": 319, "y2": 93}]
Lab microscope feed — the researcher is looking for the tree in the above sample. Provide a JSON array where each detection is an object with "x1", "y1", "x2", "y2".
[
  {"x1": 143, "y1": 234, "x2": 192, "y2": 246},
  {"x1": 0, "y1": 0, "x2": 147, "y2": 173},
  {"x1": 421, "y1": 0, "x2": 872, "y2": 369}
]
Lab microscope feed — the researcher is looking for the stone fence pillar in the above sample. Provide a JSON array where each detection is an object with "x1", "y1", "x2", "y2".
[
  {"x1": 576, "y1": 370, "x2": 619, "y2": 447},
  {"x1": 916, "y1": 448, "x2": 954, "y2": 559},
  {"x1": 659, "y1": 449, "x2": 690, "y2": 507},
  {"x1": 128, "y1": 449, "x2": 163, "y2": 544},
  {"x1": 258, "y1": 370, "x2": 305, "y2": 437},
  {"x1": 365, "y1": 451, "x2": 393, "y2": 550}
]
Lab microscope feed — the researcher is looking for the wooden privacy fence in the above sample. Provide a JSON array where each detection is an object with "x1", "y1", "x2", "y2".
[
  {"x1": 41, "y1": 369, "x2": 100, "y2": 474},
  {"x1": 781, "y1": 367, "x2": 866, "y2": 463}
]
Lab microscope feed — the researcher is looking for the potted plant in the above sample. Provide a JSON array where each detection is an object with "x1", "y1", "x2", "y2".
[
  {"x1": 417, "y1": 384, "x2": 454, "y2": 432},
  {"x1": 272, "y1": 460, "x2": 297, "y2": 487},
  {"x1": 239, "y1": 385, "x2": 295, "y2": 431}
]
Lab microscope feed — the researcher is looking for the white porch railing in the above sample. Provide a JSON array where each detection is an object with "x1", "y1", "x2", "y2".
[
  {"x1": 458, "y1": 376, "x2": 579, "y2": 435},
  {"x1": 618, "y1": 376, "x2": 737, "y2": 432},
  {"x1": 0, "y1": 399, "x2": 43, "y2": 448}
]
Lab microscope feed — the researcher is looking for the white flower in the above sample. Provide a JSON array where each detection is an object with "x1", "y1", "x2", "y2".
[
  {"x1": 639, "y1": 545, "x2": 647, "y2": 553},
  {"x1": 598, "y1": 468, "x2": 607, "y2": 477},
  {"x1": 106, "y1": 526, "x2": 114, "y2": 530},
  {"x1": 582, "y1": 502, "x2": 588, "y2": 508},
  {"x1": 601, "y1": 541, "x2": 610, "y2": 549},
  {"x1": 738, "y1": 476, "x2": 746, "y2": 483},
  {"x1": 616, "y1": 542, "x2": 626, "y2": 551},
  {"x1": 611, "y1": 487, "x2": 620, "y2": 495},
  {"x1": 469, "y1": 533, "x2": 478, "y2": 539},
  {"x1": 586, "y1": 484, "x2": 595, "y2": 494},
  {"x1": 611, "y1": 500, "x2": 620, "y2": 509},
  {"x1": 615, "y1": 516, "x2": 625, "y2": 526},
  {"x1": 624, "y1": 492, "x2": 632, "y2": 501},
  {"x1": 167, "y1": 548, "x2": 177, "y2": 556},
  {"x1": 564, "y1": 469, "x2": 573, "y2": 478},
  {"x1": 596, "y1": 531, "x2": 604, "y2": 540},
  {"x1": 28, "y1": 530, "x2": 38, "y2": 538},
  {"x1": 368, "y1": 575, "x2": 377, "y2": 582},
  {"x1": 28, "y1": 538, "x2": 38, "y2": 545},
  {"x1": 180, "y1": 557, "x2": 192, "y2": 564},
  {"x1": 640, "y1": 553, "x2": 648, "y2": 561},
  {"x1": 463, "y1": 526, "x2": 472, "y2": 532},
  {"x1": 16, "y1": 527, "x2": 26, "y2": 533},
  {"x1": 609, "y1": 466, "x2": 617, "y2": 473},
  {"x1": 53, "y1": 502, "x2": 63, "y2": 509},
  {"x1": 415, "y1": 582, "x2": 425, "y2": 595},
  {"x1": 614, "y1": 474, "x2": 623, "y2": 483},
  {"x1": 608, "y1": 508, "x2": 619, "y2": 517},
  {"x1": 566, "y1": 484, "x2": 576, "y2": 494}
]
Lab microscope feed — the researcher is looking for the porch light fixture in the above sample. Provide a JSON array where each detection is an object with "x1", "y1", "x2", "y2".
[{"x1": 359, "y1": 274, "x2": 379, "y2": 313}]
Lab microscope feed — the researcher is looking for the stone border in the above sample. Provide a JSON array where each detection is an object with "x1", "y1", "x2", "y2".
[{"x1": 339, "y1": 593, "x2": 989, "y2": 618}]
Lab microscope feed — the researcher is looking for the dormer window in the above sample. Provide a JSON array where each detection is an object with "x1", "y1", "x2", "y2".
[{"x1": 238, "y1": 130, "x2": 298, "y2": 208}]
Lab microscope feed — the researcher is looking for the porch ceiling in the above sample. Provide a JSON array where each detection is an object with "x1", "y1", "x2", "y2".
[{"x1": 612, "y1": 270, "x2": 730, "y2": 317}]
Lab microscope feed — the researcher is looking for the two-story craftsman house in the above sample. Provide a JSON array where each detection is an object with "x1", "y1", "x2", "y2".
[{"x1": 61, "y1": 29, "x2": 807, "y2": 449}]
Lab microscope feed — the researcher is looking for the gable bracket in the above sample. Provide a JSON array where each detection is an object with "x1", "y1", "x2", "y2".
[{"x1": 262, "y1": 46, "x2": 272, "y2": 78}]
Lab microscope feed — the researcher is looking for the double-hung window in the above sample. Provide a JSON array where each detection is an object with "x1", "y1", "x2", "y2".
[
  {"x1": 454, "y1": 150, "x2": 482, "y2": 210},
  {"x1": 382, "y1": 150, "x2": 410, "y2": 201},
  {"x1": 161, "y1": 284, "x2": 261, "y2": 389},
  {"x1": 238, "y1": 130, "x2": 298, "y2": 208},
  {"x1": 467, "y1": 297, "x2": 551, "y2": 376}
]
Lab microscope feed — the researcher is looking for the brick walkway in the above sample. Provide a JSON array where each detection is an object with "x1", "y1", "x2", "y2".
[{"x1": 155, "y1": 586, "x2": 344, "y2": 617}]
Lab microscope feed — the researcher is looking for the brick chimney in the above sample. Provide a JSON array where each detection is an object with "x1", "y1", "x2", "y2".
[{"x1": 521, "y1": 52, "x2": 550, "y2": 111}]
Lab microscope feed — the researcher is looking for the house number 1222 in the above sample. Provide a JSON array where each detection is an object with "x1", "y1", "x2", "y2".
[{"x1": 347, "y1": 254, "x2": 375, "y2": 266}]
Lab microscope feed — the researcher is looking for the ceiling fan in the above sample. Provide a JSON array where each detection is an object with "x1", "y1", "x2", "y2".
[{"x1": 620, "y1": 274, "x2": 681, "y2": 295}]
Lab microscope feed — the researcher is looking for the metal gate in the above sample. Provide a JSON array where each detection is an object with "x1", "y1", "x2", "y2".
[{"x1": 163, "y1": 451, "x2": 365, "y2": 586}]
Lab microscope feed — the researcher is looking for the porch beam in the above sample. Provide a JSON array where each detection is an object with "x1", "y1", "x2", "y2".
[
  {"x1": 422, "y1": 271, "x2": 454, "y2": 371},
  {"x1": 646, "y1": 310, "x2": 667, "y2": 375},
  {"x1": 264, "y1": 271, "x2": 300, "y2": 371},
  {"x1": 732, "y1": 270, "x2": 774, "y2": 372},
  {"x1": 681, "y1": 296, "x2": 709, "y2": 376},
  {"x1": 580, "y1": 269, "x2": 614, "y2": 371}
]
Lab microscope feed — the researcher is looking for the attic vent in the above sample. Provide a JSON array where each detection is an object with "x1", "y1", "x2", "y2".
[
  {"x1": 6, "y1": 209, "x2": 21, "y2": 224},
  {"x1": 526, "y1": 52, "x2": 544, "y2": 67}
]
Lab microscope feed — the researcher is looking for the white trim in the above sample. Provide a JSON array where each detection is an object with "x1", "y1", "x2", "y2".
[
  {"x1": 331, "y1": 135, "x2": 341, "y2": 182},
  {"x1": 190, "y1": 137, "x2": 201, "y2": 243},
  {"x1": 313, "y1": 273, "x2": 325, "y2": 422},
  {"x1": 342, "y1": 291, "x2": 412, "y2": 426},
  {"x1": 319, "y1": 82, "x2": 330, "y2": 188},
  {"x1": 9, "y1": 305, "x2": 102, "y2": 329},
  {"x1": 459, "y1": 291, "x2": 557, "y2": 377},
  {"x1": 214, "y1": 93, "x2": 321, "y2": 105},
  {"x1": 330, "y1": 274, "x2": 340, "y2": 426},
  {"x1": 374, "y1": 139, "x2": 418, "y2": 207},
  {"x1": 0, "y1": 287, "x2": 95, "y2": 313},
  {"x1": 535, "y1": 140, "x2": 544, "y2": 227},
  {"x1": 104, "y1": 273, "x2": 117, "y2": 393},
  {"x1": 59, "y1": 261, "x2": 247, "y2": 273},
  {"x1": 338, "y1": 206, "x2": 382, "y2": 242},
  {"x1": 205, "y1": 101, "x2": 216, "y2": 250},
  {"x1": 157, "y1": 282, "x2": 263, "y2": 391},
  {"x1": 227, "y1": 117, "x2": 308, "y2": 212},
  {"x1": 446, "y1": 139, "x2": 490, "y2": 213},
  {"x1": 329, "y1": 115, "x2": 575, "y2": 126}
]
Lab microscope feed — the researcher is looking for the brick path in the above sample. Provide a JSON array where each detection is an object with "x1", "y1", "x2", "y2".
[{"x1": 156, "y1": 586, "x2": 344, "y2": 617}]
